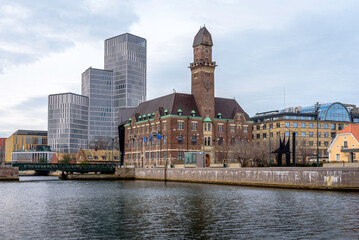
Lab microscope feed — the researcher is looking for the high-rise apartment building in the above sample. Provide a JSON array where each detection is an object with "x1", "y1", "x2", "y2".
[
  {"x1": 48, "y1": 93, "x2": 89, "y2": 153},
  {"x1": 49, "y1": 33, "x2": 146, "y2": 153},
  {"x1": 81, "y1": 68, "x2": 115, "y2": 141},
  {"x1": 104, "y1": 33, "x2": 147, "y2": 111}
]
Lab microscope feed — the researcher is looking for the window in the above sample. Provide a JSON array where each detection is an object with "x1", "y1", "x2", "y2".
[
  {"x1": 194, "y1": 73, "x2": 198, "y2": 78},
  {"x1": 301, "y1": 123, "x2": 306, "y2": 128},
  {"x1": 191, "y1": 136, "x2": 197, "y2": 145},
  {"x1": 309, "y1": 123, "x2": 313, "y2": 128},
  {"x1": 178, "y1": 135, "x2": 183, "y2": 144},
  {"x1": 318, "y1": 141, "x2": 321, "y2": 147},
  {"x1": 343, "y1": 141, "x2": 348, "y2": 149},
  {"x1": 324, "y1": 124, "x2": 328, "y2": 129},
  {"x1": 256, "y1": 134, "x2": 260, "y2": 139},
  {"x1": 293, "y1": 123, "x2": 298, "y2": 128},
  {"x1": 285, "y1": 122, "x2": 290, "y2": 128},
  {"x1": 230, "y1": 138, "x2": 235, "y2": 145},
  {"x1": 309, "y1": 141, "x2": 313, "y2": 146},
  {"x1": 309, "y1": 132, "x2": 314, "y2": 137},
  {"x1": 243, "y1": 126, "x2": 248, "y2": 134},
  {"x1": 204, "y1": 137, "x2": 211, "y2": 146},
  {"x1": 269, "y1": 123, "x2": 273, "y2": 129},
  {"x1": 178, "y1": 121, "x2": 184, "y2": 130},
  {"x1": 191, "y1": 122, "x2": 197, "y2": 131},
  {"x1": 263, "y1": 133, "x2": 267, "y2": 138},
  {"x1": 331, "y1": 124, "x2": 336, "y2": 130},
  {"x1": 218, "y1": 137, "x2": 223, "y2": 145},
  {"x1": 324, "y1": 141, "x2": 329, "y2": 147},
  {"x1": 285, "y1": 131, "x2": 290, "y2": 137},
  {"x1": 163, "y1": 136, "x2": 167, "y2": 145},
  {"x1": 163, "y1": 151, "x2": 167, "y2": 160},
  {"x1": 207, "y1": 123, "x2": 211, "y2": 131},
  {"x1": 263, "y1": 124, "x2": 267, "y2": 130},
  {"x1": 317, "y1": 123, "x2": 321, "y2": 129},
  {"x1": 301, "y1": 132, "x2": 305, "y2": 137},
  {"x1": 324, "y1": 132, "x2": 329, "y2": 138},
  {"x1": 318, "y1": 132, "x2": 321, "y2": 137},
  {"x1": 163, "y1": 123, "x2": 167, "y2": 131},
  {"x1": 338, "y1": 124, "x2": 343, "y2": 130},
  {"x1": 276, "y1": 123, "x2": 280, "y2": 128},
  {"x1": 256, "y1": 125, "x2": 260, "y2": 130},
  {"x1": 218, "y1": 124, "x2": 223, "y2": 133},
  {"x1": 336, "y1": 154, "x2": 340, "y2": 161},
  {"x1": 205, "y1": 72, "x2": 210, "y2": 77},
  {"x1": 178, "y1": 151, "x2": 184, "y2": 161},
  {"x1": 230, "y1": 125, "x2": 235, "y2": 133}
]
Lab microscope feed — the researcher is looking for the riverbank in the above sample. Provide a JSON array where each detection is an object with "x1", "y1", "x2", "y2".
[
  {"x1": 0, "y1": 167, "x2": 19, "y2": 181},
  {"x1": 132, "y1": 167, "x2": 359, "y2": 191}
]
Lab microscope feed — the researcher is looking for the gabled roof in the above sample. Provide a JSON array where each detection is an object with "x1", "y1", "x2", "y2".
[
  {"x1": 215, "y1": 97, "x2": 249, "y2": 120},
  {"x1": 193, "y1": 26, "x2": 213, "y2": 47},
  {"x1": 339, "y1": 124, "x2": 359, "y2": 142},
  {"x1": 13, "y1": 130, "x2": 47, "y2": 136},
  {"x1": 130, "y1": 93, "x2": 200, "y2": 118}
]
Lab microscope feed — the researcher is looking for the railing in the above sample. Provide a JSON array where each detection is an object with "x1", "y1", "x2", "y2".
[{"x1": 12, "y1": 163, "x2": 116, "y2": 174}]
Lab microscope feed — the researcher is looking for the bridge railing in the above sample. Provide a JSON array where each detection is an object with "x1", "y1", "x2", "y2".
[{"x1": 12, "y1": 163, "x2": 116, "y2": 173}]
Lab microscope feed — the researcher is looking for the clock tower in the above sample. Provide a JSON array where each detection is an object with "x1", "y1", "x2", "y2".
[{"x1": 190, "y1": 27, "x2": 216, "y2": 119}]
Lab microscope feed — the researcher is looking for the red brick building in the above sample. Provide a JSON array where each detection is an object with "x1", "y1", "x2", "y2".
[
  {"x1": 0, "y1": 138, "x2": 6, "y2": 163},
  {"x1": 124, "y1": 27, "x2": 252, "y2": 167}
]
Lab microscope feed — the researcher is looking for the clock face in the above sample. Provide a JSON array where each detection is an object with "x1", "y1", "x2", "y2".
[{"x1": 204, "y1": 80, "x2": 211, "y2": 90}]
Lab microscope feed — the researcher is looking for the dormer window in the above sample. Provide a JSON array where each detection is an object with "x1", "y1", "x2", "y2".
[
  {"x1": 147, "y1": 113, "x2": 151, "y2": 119},
  {"x1": 177, "y1": 109, "x2": 182, "y2": 116},
  {"x1": 143, "y1": 114, "x2": 146, "y2": 120},
  {"x1": 191, "y1": 110, "x2": 196, "y2": 117},
  {"x1": 164, "y1": 109, "x2": 168, "y2": 116},
  {"x1": 217, "y1": 113, "x2": 222, "y2": 119},
  {"x1": 138, "y1": 116, "x2": 142, "y2": 121},
  {"x1": 129, "y1": 117, "x2": 132, "y2": 123}
]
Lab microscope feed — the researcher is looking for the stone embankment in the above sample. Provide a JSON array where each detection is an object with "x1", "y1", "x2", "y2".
[
  {"x1": 0, "y1": 167, "x2": 19, "y2": 181},
  {"x1": 133, "y1": 167, "x2": 359, "y2": 191}
]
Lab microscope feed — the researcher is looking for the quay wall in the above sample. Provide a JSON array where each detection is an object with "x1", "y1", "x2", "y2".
[
  {"x1": 133, "y1": 167, "x2": 359, "y2": 190},
  {"x1": 0, "y1": 167, "x2": 19, "y2": 181}
]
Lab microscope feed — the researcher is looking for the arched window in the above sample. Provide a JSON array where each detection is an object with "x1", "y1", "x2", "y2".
[
  {"x1": 178, "y1": 135, "x2": 183, "y2": 144},
  {"x1": 218, "y1": 137, "x2": 223, "y2": 146},
  {"x1": 191, "y1": 136, "x2": 197, "y2": 145}
]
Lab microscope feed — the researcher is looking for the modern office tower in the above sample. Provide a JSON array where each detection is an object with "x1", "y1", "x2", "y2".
[
  {"x1": 81, "y1": 67, "x2": 115, "y2": 141},
  {"x1": 104, "y1": 33, "x2": 147, "y2": 115},
  {"x1": 48, "y1": 93, "x2": 89, "y2": 153}
]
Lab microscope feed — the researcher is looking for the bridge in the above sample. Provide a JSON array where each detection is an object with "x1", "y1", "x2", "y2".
[{"x1": 12, "y1": 163, "x2": 116, "y2": 174}]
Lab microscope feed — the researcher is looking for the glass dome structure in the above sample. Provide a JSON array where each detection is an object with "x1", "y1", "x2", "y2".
[{"x1": 300, "y1": 102, "x2": 350, "y2": 122}]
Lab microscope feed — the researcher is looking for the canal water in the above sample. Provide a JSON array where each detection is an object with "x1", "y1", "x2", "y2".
[{"x1": 0, "y1": 176, "x2": 359, "y2": 239}]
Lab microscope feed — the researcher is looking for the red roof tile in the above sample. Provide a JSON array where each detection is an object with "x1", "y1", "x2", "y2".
[{"x1": 339, "y1": 123, "x2": 359, "y2": 142}]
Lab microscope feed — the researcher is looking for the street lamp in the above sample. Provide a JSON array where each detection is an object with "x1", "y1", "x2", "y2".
[
  {"x1": 316, "y1": 102, "x2": 320, "y2": 167},
  {"x1": 269, "y1": 127, "x2": 272, "y2": 167}
]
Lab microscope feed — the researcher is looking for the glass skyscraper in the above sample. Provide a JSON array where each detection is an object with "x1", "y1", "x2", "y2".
[
  {"x1": 48, "y1": 93, "x2": 89, "y2": 153},
  {"x1": 104, "y1": 33, "x2": 147, "y2": 118},
  {"x1": 81, "y1": 67, "x2": 115, "y2": 141}
]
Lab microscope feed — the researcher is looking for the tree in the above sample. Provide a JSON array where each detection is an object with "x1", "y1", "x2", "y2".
[{"x1": 60, "y1": 154, "x2": 72, "y2": 164}]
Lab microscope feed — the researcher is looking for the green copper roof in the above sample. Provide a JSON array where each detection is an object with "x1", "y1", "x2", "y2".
[
  {"x1": 129, "y1": 117, "x2": 132, "y2": 121},
  {"x1": 138, "y1": 116, "x2": 142, "y2": 119},
  {"x1": 203, "y1": 117, "x2": 212, "y2": 122},
  {"x1": 177, "y1": 109, "x2": 182, "y2": 112},
  {"x1": 152, "y1": 112, "x2": 155, "y2": 115},
  {"x1": 164, "y1": 109, "x2": 168, "y2": 113},
  {"x1": 217, "y1": 113, "x2": 222, "y2": 116},
  {"x1": 147, "y1": 113, "x2": 151, "y2": 117},
  {"x1": 143, "y1": 115, "x2": 146, "y2": 118},
  {"x1": 191, "y1": 110, "x2": 196, "y2": 113}
]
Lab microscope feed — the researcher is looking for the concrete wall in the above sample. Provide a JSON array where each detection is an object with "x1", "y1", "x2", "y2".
[
  {"x1": 0, "y1": 167, "x2": 19, "y2": 180},
  {"x1": 133, "y1": 167, "x2": 359, "y2": 190}
]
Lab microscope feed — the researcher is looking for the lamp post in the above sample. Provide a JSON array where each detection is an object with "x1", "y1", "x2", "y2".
[
  {"x1": 316, "y1": 102, "x2": 320, "y2": 167},
  {"x1": 112, "y1": 138, "x2": 114, "y2": 166},
  {"x1": 269, "y1": 127, "x2": 272, "y2": 167}
]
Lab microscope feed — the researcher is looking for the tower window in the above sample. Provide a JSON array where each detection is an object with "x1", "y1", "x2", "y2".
[
  {"x1": 205, "y1": 72, "x2": 210, "y2": 77},
  {"x1": 194, "y1": 73, "x2": 198, "y2": 78}
]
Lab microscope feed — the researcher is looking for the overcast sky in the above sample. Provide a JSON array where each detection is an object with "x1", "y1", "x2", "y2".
[{"x1": 1, "y1": 0, "x2": 358, "y2": 137}]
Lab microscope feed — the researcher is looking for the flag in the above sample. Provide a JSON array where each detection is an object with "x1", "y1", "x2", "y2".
[
  {"x1": 143, "y1": 136, "x2": 146, "y2": 142},
  {"x1": 149, "y1": 136, "x2": 152, "y2": 141},
  {"x1": 156, "y1": 133, "x2": 162, "y2": 139}
]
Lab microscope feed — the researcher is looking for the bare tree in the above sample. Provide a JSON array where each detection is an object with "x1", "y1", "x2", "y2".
[{"x1": 88, "y1": 136, "x2": 119, "y2": 150}]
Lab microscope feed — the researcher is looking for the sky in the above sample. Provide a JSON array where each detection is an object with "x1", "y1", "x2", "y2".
[{"x1": 0, "y1": 0, "x2": 359, "y2": 137}]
